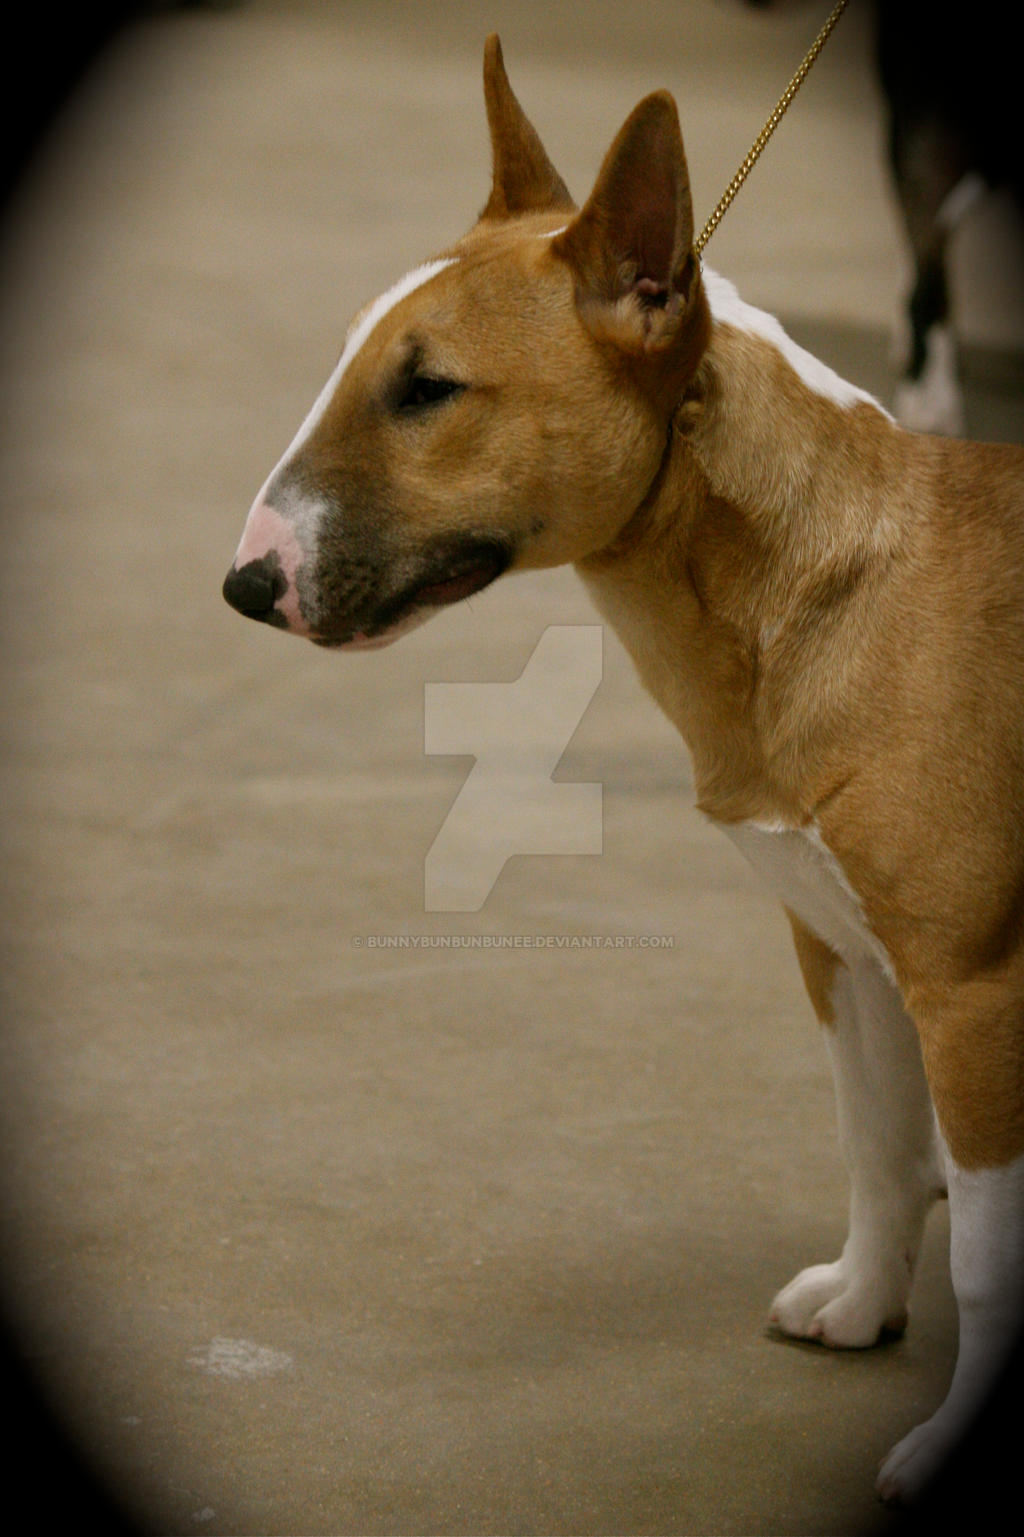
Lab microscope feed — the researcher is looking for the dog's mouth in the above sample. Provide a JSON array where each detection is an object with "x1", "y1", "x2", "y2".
[{"x1": 312, "y1": 536, "x2": 513, "y2": 650}]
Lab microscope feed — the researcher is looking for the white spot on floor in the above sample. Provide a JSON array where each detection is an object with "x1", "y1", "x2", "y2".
[{"x1": 187, "y1": 1336, "x2": 293, "y2": 1379}]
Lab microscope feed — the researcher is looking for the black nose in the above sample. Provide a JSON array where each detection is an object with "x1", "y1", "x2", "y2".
[{"x1": 222, "y1": 554, "x2": 286, "y2": 623}]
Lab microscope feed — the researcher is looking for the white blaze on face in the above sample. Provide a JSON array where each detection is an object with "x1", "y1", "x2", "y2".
[
  {"x1": 232, "y1": 257, "x2": 460, "y2": 630},
  {"x1": 276, "y1": 256, "x2": 461, "y2": 471}
]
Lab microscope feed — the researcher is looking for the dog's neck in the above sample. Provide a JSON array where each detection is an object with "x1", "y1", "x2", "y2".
[{"x1": 577, "y1": 269, "x2": 917, "y2": 826}]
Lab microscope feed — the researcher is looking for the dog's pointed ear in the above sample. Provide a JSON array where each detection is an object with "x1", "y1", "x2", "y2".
[
  {"x1": 481, "y1": 35, "x2": 575, "y2": 220},
  {"x1": 552, "y1": 91, "x2": 700, "y2": 354}
]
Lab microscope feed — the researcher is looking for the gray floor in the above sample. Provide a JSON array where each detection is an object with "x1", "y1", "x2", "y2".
[{"x1": 1, "y1": 3, "x2": 1022, "y2": 1534}]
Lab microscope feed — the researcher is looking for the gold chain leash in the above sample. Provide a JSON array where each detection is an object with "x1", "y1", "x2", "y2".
[{"x1": 695, "y1": 0, "x2": 850, "y2": 256}]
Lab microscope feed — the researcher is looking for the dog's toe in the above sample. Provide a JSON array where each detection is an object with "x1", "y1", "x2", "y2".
[{"x1": 876, "y1": 1413, "x2": 954, "y2": 1506}]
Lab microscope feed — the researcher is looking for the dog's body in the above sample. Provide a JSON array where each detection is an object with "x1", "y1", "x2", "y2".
[{"x1": 224, "y1": 39, "x2": 1024, "y2": 1505}]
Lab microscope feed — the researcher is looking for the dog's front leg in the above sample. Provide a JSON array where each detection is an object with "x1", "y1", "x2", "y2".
[
  {"x1": 876, "y1": 992, "x2": 1024, "y2": 1504},
  {"x1": 876, "y1": 1155, "x2": 1024, "y2": 1501},
  {"x1": 771, "y1": 924, "x2": 941, "y2": 1347}
]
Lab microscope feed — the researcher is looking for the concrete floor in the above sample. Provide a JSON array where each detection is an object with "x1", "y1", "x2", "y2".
[{"x1": 1, "y1": 2, "x2": 1022, "y2": 1533}]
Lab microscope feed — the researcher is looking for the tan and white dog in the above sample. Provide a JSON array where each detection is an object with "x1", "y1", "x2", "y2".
[{"x1": 224, "y1": 38, "x2": 1024, "y2": 1505}]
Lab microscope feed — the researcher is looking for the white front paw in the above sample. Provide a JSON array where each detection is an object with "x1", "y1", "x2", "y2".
[
  {"x1": 770, "y1": 1261, "x2": 907, "y2": 1348},
  {"x1": 876, "y1": 1409, "x2": 959, "y2": 1505}
]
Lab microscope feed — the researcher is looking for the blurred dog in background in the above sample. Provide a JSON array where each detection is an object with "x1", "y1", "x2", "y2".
[{"x1": 746, "y1": 0, "x2": 1023, "y2": 435}]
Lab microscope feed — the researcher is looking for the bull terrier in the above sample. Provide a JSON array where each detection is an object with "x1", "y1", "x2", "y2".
[{"x1": 223, "y1": 36, "x2": 1024, "y2": 1506}]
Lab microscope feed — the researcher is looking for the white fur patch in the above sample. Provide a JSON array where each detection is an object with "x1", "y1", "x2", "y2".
[
  {"x1": 337, "y1": 258, "x2": 459, "y2": 386},
  {"x1": 268, "y1": 257, "x2": 459, "y2": 482},
  {"x1": 719, "y1": 817, "x2": 896, "y2": 981},
  {"x1": 702, "y1": 267, "x2": 890, "y2": 417}
]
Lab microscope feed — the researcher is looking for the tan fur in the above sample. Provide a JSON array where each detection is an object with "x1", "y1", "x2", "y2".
[
  {"x1": 579, "y1": 324, "x2": 1024, "y2": 1169},
  {"x1": 549, "y1": 78, "x2": 1022, "y2": 1171},
  {"x1": 786, "y1": 913, "x2": 840, "y2": 1027}
]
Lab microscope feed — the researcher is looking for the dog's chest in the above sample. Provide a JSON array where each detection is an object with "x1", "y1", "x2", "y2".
[{"x1": 718, "y1": 819, "x2": 894, "y2": 978}]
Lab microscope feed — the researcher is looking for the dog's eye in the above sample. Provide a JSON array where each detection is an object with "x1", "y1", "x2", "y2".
[{"x1": 397, "y1": 375, "x2": 464, "y2": 411}]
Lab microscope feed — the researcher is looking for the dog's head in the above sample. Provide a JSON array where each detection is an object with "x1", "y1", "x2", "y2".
[{"x1": 223, "y1": 36, "x2": 710, "y2": 649}]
